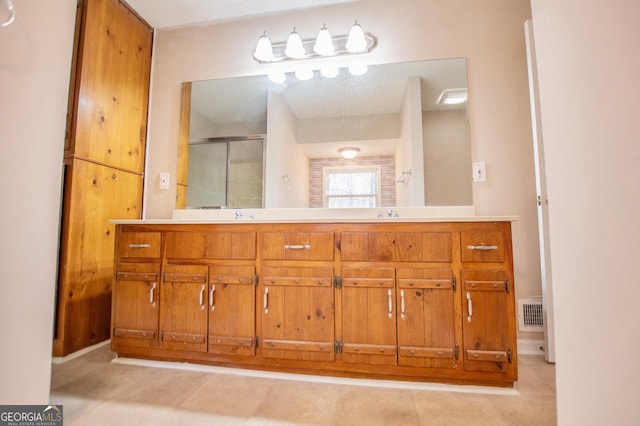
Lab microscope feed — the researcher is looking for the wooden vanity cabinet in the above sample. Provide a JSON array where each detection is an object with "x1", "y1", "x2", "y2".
[{"x1": 111, "y1": 221, "x2": 517, "y2": 386}]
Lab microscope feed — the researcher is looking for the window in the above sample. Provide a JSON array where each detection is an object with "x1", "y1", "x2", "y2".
[{"x1": 323, "y1": 166, "x2": 381, "y2": 208}]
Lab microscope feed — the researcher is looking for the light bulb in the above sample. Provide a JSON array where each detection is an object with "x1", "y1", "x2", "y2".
[
  {"x1": 346, "y1": 21, "x2": 368, "y2": 53},
  {"x1": 320, "y1": 65, "x2": 339, "y2": 78},
  {"x1": 284, "y1": 28, "x2": 306, "y2": 59},
  {"x1": 313, "y1": 24, "x2": 334, "y2": 56},
  {"x1": 253, "y1": 32, "x2": 274, "y2": 62},
  {"x1": 348, "y1": 63, "x2": 368, "y2": 76},
  {"x1": 295, "y1": 69, "x2": 314, "y2": 80},
  {"x1": 267, "y1": 71, "x2": 286, "y2": 83}
]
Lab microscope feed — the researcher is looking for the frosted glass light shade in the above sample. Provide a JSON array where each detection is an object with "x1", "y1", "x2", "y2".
[
  {"x1": 295, "y1": 69, "x2": 314, "y2": 80},
  {"x1": 348, "y1": 63, "x2": 368, "y2": 76},
  {"x1": 339, "y1": 147, "x2": 360, "y2": 159},
  {"x1": 313, "y1": 25, "x2": 334, "y2": 56},
  {"x1": 285, "y1": 29, "x2": 306, "y2": 59},
  {"x1": 346, "y1": 21, "x2": 367, "y2": 53},
  {"x1": 253, "y1": 32, "x2": 274, "y2": 62},
  {"x1": 267, "y1": 71, "x2": 286, "y2": 83},
  {"x1": 320, "y1": 65, "x2": 339, "y2": 78}
]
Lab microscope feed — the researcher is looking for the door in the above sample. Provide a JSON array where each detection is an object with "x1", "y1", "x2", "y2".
[
  {"x1": 112, "y1": 263, "x2": 160, "y2": 349},
  {"x1": 341, "y1": 267, "x2": 397, "y2": 365},
  {"x1": 261, "y1": 266, "x2": 335, "y2": 361},
  {"x1": 208, "y1": 265, "x2": 256, "y2": 356},
  {"x1": 397, "y1": 268, "x2": 457, "y2": 368},
  {"x1": 462, "y1": 270, "x2": 516, "y2": 375},
  {"x1": 160, "y1": 264, "x2": 209, "y2": 352}
]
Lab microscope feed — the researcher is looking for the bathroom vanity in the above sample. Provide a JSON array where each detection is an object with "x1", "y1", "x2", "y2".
[{"x1": 110, "y1": 210, "x2": 517, "y2": 387}]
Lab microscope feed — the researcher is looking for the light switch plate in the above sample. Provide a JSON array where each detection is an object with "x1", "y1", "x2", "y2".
[
  {"x1": 472, "y1": 162, "x2": 486, "y2": 182},
  {"x1": 159, "y1": 172, "x2": 170, "y2": 190}
]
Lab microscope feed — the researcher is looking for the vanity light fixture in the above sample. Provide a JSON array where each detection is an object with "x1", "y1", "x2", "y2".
[
  {"x1": 253, "y1": 21, "x2": 376, "y2": 64},
  {"x1": 348, "y1": 63, "x2": 368, "y2": 76},
  {"x1": 339, "y1": 147, "x2": 360, "y2": 159},
  {"x1": 320, "y1": 65, "x2": 339, "y2": 78},
  {"x1": 437, "y1": 88, "x2": 468, "y2": 105},
  {"x1": 1, "y1": 0, "x2": 15, "y2": 28},
  {"x1": 295, "y1": 69, "x2": 314, "y2": 81}
]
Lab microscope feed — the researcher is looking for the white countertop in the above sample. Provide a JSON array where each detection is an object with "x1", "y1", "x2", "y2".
[{"x1": 110, "y1": 207, "x2": 518, "y2": 224}]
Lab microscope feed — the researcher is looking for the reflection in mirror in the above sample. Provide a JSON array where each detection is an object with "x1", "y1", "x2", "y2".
[
  {"x1": 182, "y1": 58, "x2": 472, "y2": 209},
  {"x1": 187, "y1": 137, "x2": 264, "y2": 209}
]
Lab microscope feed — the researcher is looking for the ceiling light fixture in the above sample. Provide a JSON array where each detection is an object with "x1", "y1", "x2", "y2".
[
  {"x1": 436, "y1": 88, "x2": 468, "y2": 105},
  {"x1": 1, "y1": 0, "x2": 15, "y2": 28},
  {"x1": 339, "y1": 147, "x2": 360, "y2": 159},
  {"x1": 253, "y1": 21, "x2": 376, "y2": 64}
]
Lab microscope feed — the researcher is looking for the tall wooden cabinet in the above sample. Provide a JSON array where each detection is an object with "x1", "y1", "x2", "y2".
[{"x1": 54, "y1": 0, "x2": 152, "y2": 356}]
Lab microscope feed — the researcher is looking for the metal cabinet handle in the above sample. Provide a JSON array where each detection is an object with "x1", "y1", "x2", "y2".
[
  {"x1": 199, "y1": 285, "x2": 206, "y2": 309},
  {"x1": 284, "y1": 244, "x2": 310, "y2": 250},
  {"x1": 467, "y1": 245, "x2": 498, "y2": 251},
  {"x1": 209, "y1": 285, "x2": 215, "y2": 311},
  {"x1": 129, "y1": 243, "x2": 151, "y2": 248},
  {"x1": 467, "y1": 292, "x2": 473, "y2": 322},
  {"x1": 149, "y1": 283, "x2": 156, "y2": 305},
  {"x1": 400, "y1": 290, "x2": 405, "y2": 320},
  {"x1": 264, "y1": 287, "x2": 269, "y2": 314},
  {"x1": 388, "y1": 289, "x2": 393, "y2": 318}
]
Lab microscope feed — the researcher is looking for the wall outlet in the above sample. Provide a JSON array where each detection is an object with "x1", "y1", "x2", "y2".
[
  {"x1": 472, "y1": 162, "x2": 486, "y2": 182},
  {"x1": 159, "y1": 172, "x2": 170, "y2": 190}
]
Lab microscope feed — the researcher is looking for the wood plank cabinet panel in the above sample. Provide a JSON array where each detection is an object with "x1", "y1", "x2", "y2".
[
  {"x1": 342, "y1": 267, "x2": 397, "y2": 365},
  {"x1": 261, "y1": 266, "x2": 334, "y2": 361},
  {"x1": 263, "y1": 232, "x2": 334, "y2": 260},
  {"x1": 341, "y1": 232, "x2": 452, "y2": 262},
  {"x1": 68, "y1": 0, "x2": 152, "y2": 173},
  {"x1": 397, "y1": 268, "x2": 457, "y2": 368},
  {"x1": 112, "y1": 263, "x2": 160, "y2": 349},
  {"x1": 208, "y1": 265, "x2": 256, "y2": 356}
]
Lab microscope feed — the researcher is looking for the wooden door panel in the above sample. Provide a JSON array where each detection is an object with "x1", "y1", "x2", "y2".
[
  {"x1": 341, "y1": 232, "x2": 452, "y2": 262},
  {"x1": 462, "y1": 270, "x2": 513, "y2": 373},
  {"x1": 206, "y1": 232, "x2": 257, "y2": 259},
  {"x1": 208, "y1": 265, "x2": 256, "y2": 356},
  {"x1": 70, "y1": 0, "x2": 152, "y2": 173},
  {"x1": 160, "y1": 265, "x2": 208, "y2": 352},
  {"x1": 342, "y1": 268, "x2": 397, "y2": 366},
  {"x1": 261, "y1": 266, "x2": 334, "y2": 361},
  {"x1": 112, "y1": 263, "x2": 159, "y2": 349}
]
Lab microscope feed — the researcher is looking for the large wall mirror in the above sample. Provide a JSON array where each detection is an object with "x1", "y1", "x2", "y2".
[{"x1": 179, "y1": 57, "x2": 472, "y2": 209}]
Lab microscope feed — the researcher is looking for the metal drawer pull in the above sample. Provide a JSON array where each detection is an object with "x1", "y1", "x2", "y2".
[
  {"x1": 129, "y1": 243, "x2": 151, "y2": 248},
  {"x1": 199, "y1": 285, "x2": 206, "y2": 309},
  {"x1": 466, "y1": 292, "x2": 473, "y2": 322},
  {"x1": 467, "y1": 245, "x2": 498, "y2": 251},
  {"x1": 149, "y1": 283, "x2": 156, "y2": 305},
  {"x1": 284, "y1": 244, "x2": 310, "y2": 250},
  {"x1": 209, "y1": 285, "x2": 215, "y2": 311},
  {"x1": 388, "y1": 289, "x2": 393, "y2": 318},
  {"x1": 263, "y1": 287, "x2": 269, "y2": 314},
  {"x1": 400, "y1": 290, "x2": 405, "y2": 320}
]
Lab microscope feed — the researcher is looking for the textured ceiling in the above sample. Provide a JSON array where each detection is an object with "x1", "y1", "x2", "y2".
[{"x1": 125, "y1": 0, "x2": 359, "y2": 28}]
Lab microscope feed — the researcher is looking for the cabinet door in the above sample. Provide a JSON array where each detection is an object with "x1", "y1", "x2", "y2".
[
  {"x1": 208, "y1": 265, "x2": 256, "y2": 356},
  {"x1": 112, "y1": 263, "x2": 160, "y2": 349},
  {"x1": 342, "y1": 268, "x2": 397, "y2": 366},
  {"x1": 462, "y1": 270, "x2": 516, "y2": 374},
  {"x1": 160, "y1": 265, "x2": 209, "y2": 352},
  {"x1": 261, "y1": 266, "x2": 334, "y2": 361},
  {"x1": 397, "y1": 268, "x2": 456, "y2": 368}
]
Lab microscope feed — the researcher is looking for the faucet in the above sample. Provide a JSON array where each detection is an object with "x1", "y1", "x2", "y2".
[{"x1": 235, "y1": 209, "x2": 243, "y2": 220}]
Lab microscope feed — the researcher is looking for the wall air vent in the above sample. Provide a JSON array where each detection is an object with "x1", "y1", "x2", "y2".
[{"x1": 517, "y1": 299, "x2": 544, "y2": 332}]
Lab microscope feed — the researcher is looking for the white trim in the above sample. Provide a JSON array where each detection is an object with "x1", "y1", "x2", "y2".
[
  {"x1": 517, "y1": 338, "x2": 545, "y2": 356},
  {"x1": 112, "y1": 356, "x2": 519, "y2": 396},
  {"x1": 51, "y1": 340, "x2": 111, "y2": 364}
]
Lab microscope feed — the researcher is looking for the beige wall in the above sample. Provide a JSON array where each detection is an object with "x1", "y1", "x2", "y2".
[
  {"x1": 531, "y1": 0, "x2": 640, "y2": 424},
  {"x1": 145, "y1": 0, "x2": 540, "y2": 307},
  {"x1": 0, "y1": 0, "x2": 77, "y2": 403}
]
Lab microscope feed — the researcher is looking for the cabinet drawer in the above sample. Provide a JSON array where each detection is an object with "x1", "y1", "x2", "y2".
[
  {"x1": 341, "y1": 232, "x2": 452, "y2": 262},
  {"x1": 461, "y1": 231, "x2": 505, "y2": 262},
  {"x1": 118, "y1": 232, "x2": 161, "y2": 258},
  {"x1": 262, "y1": 232, "x2": 334, "y2": 260},
  {"x1": 165, "y1": 232, "x2": 257, "y2": 260}
]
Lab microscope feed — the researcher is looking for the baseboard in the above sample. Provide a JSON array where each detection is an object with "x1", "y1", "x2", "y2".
[
  {"x1": 517, "y1": 338, "x2": 545, "y2": 355},
  {"x1": 51, "y1": 340, "x2": 111, "y2": 364}
]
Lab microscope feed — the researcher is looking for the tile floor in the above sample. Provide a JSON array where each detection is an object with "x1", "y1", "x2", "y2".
[{"x1": 50, "y1": 345, "x2": 556, "y2": 425}]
